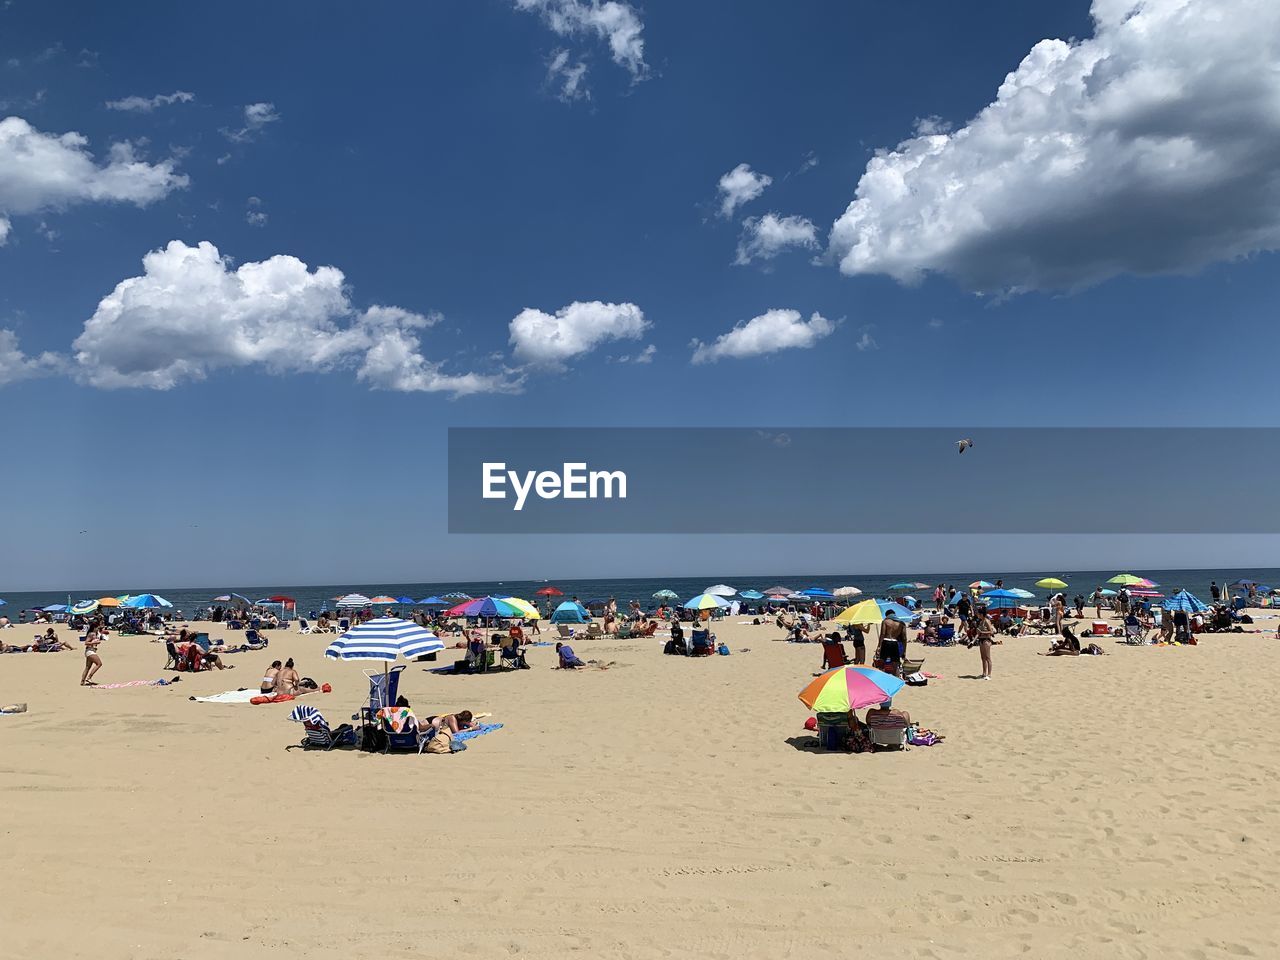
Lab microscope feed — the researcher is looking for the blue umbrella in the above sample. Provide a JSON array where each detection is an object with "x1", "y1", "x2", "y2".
[
  {"x1": 395, "y1": 596, "x2": 416, "y2": 604},
  {"x1": 0, "y1": 598, "x2": 6, "y2": 606},
  {"x1": 738, "y1": 590, "x2": 765, "y2": 600},
  {"x1": 418, "y1": 596, "x2": 450, "y2": 606},
  {"x1": 801, "y1": 588, "x2": 835, "y2": 599},
  {"x1": 42, "y1": 604, "x2": 68, "y2": 612},
  {"x1": 1162, "y1": 590, "x2": 1208, "y2": 613},
  {"x1": 979, "y1": 589, "x2": 1026, "y2": 610},
  {"x1": 550, "y1": 601, "x2": 590, "y2": 624},
  {"x1": 877, "y1": 601, "x2": 916, "y2": 620},
  {"x1": 123, "y1": 594, "x2": 173, "y2": 609}
]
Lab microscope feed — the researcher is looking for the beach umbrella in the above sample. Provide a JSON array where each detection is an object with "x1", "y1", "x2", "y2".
[
  {"x1": 877, "y1": 601, "x2": 916, "y2": 620},
  {"x1": 418, "y1": 596, "x2": 450, "y2": 606},
  {"x1": 535, "y1": 586, "x2": 564, "y2": 596},
  {"x1": 324, "y1": 618, "x2": 444, "y2": 677},
  {"x1": 1007, "y1": 588, "x2": 1036, "y2": 599},
  {"x1": 369, "y1": 595, "x2": 399, "y2": 604},
  {"x1": 550, "y1": 600, "x2": 590, "y2": 624},
  {"x1": 738, "y1": 590, "x2": 765, "y2": 600},
  {"x1": 1100, "y1": 589, "x2": 1118, "y2": 597},
  {"x1": 1229, "y1": 579, "x2": 1258, "y2": 587},
  {"x1": 336, "y1": 593, "x2": 372, "y2": 608},
  {"x1": 70, "y1": 600, "x2": 99, "y2": 615},
  {"x1": 493, "y1": 595, "x2": 540, "y2": 618},
  {"x1": 42, "y1": 604, "x2": 68, "y2": 612},
  {"x1": 96, "y1": 597, "x2": 122, "y2": 607},
  {"x1": 1162, "y1": 590, "x2": 1208, "y2": 613},
  {"x1": 1128, "y1": 589, "x2": 1164, "y2": 598},
  {"x1": 652, "y1": 589, "x2": 679, "y2": 600},
  {"x1": 833, "y1": 586, "x2": 862, "y2": 597},
  {"x1": 888, "y1": 582, "x2": 917, "y2": 590},
  {"x1": 979, "y1": 589, "x2": 1026, "y2": 610},
  {"x1": 969, "y1": 580, "x2": 995, "y2": 590},
  {"x1": 704, "y1": 584, "x2": 737, "y2": 596},
  {"x1": 763, "y1": 585, "x2": 795, "y2": 596},
  {"x1": 798, "y1": 666, "x2": 906, "y2": 713},
  {"x1": 0, "y1": 599, "x2": 6, "y2": 606},
  {"x1": 212, "y1": 593, "x2": 252, "y2": 605},
  {"x1": 445, "y1": 595, "x2": 533, "y2": 619},
  {"x1": 833, "y1": 598, "x2": 883, "y2": 626},
  {"x1": 684, "y1": 593, "x2": 730, "y2": 611},
  {"x1": 801, "y1": 588, "x2": 835, "y2": 599},
  {"x1": 123, "y1": 594, "x2": 173, "y2": 609},
  {"x1": 1036, "y1": 578, "x2": 1068, "y2": 590},
  {"x1": 1108, "y1": 574, "x2": 1157, "y2": 586},
  {"x1": 442, "y1": 591, "x2": 471, "y2": 600},
  {"x1": 395, "y1": 596, "x2": 416, "y2": 604}
]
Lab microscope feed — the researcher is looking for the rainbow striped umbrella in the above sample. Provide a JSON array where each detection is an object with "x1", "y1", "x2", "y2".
[
  {"x1": 445, "y1": 595, "x2": 534, "y2": 619},
  {"x1": 799, "y1": 666, "x2": 906, "y2": 713},
  {"x1": 683, "y1": 593, "x2": 730, "y2": 611}
]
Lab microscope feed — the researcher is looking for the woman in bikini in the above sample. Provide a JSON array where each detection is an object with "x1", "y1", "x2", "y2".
[
  {"x1": 80, "y1": 630, "x2": 104, "y2": 685},
  {"x1": 277, "y1": 658, "x2": 300, "y2": 695},
  {"x1": 976, "y1": 608, "x2": 996, "y2": 680},
  {"x1": 260, "y1": 660, "x2": 283, "y2": 695}
]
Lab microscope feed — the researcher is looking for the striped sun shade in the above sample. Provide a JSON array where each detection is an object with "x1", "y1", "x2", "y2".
[
  {"x1": 324, "y1": 618, "x2": 445, "y2": 662},
  {"x1": 335, "y1": 593, "x2": 372, "y2": 608}
]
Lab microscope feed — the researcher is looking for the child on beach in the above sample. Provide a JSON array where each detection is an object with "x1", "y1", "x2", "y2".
[{"x1": 80, "y1": 630, "x2": 103, "y2": 685}]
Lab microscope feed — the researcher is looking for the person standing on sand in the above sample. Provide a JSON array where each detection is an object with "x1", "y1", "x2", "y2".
[
  {"x1": 976, "y1": 608, "x2": 996, "y2": 680},
  {"x1": 1210, "y1": 581, "x2": 1220, "y2": 603},
  {"x1": 80, "y1": 630, "x2": 103, "y2": 686}
]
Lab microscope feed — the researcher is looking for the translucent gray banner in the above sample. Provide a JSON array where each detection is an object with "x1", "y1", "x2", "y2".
[{"x1": 448, "y1": 428, "x2": 1279, "y2": 533}]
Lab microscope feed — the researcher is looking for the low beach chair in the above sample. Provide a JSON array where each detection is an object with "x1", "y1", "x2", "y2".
[
  {"x1": 297, "y1": 619, "x2": 312, "y2": 635},
  {"x1": 338, "y1": 618, "x2": 350, "y2": 632},
  {"x1": 287, "y1": 704, "x2": 356, "y2": 750},
  {"x1": 556, "y1": 624, "x2": 575, "y2": 640},
  {"x1": 869, "y1": 724, "x2": 908, "y2": 750},
  {"x1": 244, "y1": 629, "x2": 268, "y2": 650},
  {"x1": 1124, "y1": 621, "x2": 1149, "y2": 645},
  {"x1": 586, "y1": 622, "x2": 603, "y2": 639}
]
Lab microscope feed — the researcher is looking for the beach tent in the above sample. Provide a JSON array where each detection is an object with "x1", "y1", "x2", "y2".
[{"x1": 550, "y1": 601, "x2": 590, "y2": 624}]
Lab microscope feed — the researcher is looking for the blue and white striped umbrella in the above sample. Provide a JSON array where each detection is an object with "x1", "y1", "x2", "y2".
[
  {"x1": 335, "y1": 593, "x2": 372, "y2": 608},
  {"x1": 324, "y1": 617, "x2": 444, "y2": 662}
]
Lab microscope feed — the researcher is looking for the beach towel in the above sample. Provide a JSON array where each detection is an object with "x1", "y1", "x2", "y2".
[
  {"x1": 90, "y1": 678, "x2": 176, "y2": 689},
  {"x1": 453, "y1": 722, "x2": 503, "y2": 743},
  {"x1": 376, "y1": 706, "x2": 417, "y2": 733},
  {"x1": 190, "y1": 689, "x2": 260, "y2": 704},
  {"x1": 288, "y1": 703, "x2": 324, "y2": 724}
]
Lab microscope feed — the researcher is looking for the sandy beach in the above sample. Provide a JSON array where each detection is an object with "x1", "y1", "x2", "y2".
[{"x1": 3, "y1": 610, "x2": 1279, "y2": 960}]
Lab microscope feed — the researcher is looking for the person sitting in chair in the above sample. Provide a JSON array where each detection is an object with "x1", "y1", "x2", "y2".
[
  {"x1": 865, "y1": 700, "x2": 911, "y2": 732},
  {"x1": 690, "y1": 627, "x2": 716, "y2": 656},
  {"x1": 502, "y1": 634, "x2": 527, "y2": 668},
  {"x1": 664, "y1": 620, "x2": 688, "y2": 656}
]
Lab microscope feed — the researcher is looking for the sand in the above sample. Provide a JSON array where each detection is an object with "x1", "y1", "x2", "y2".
[{"x1": 3, "y1": 610, "x2": 1279, "y2": 959}]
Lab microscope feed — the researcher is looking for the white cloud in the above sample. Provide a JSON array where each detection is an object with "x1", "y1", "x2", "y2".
[
  {"x1": 0, "y1": 215, "x2": 9, "y2": 245},
  {"x1": 222, "y1": 102, "x2": 280, "y2": 142},
  {"x1": 855, "y1": 326, "x2": 878, "y2": 351},
  {"x1": 547, "y1": 48, "x2": 590, "y2": 101},
  {"x1": 245, "y1": 195, "x2": 267, "y2": 227},
  {"x1": 357, "y1": 324, "x2": 523, "y2": 397},
  {"x1": 105, "y1": 90, "x2": 195, "y2": 112},
  {"x1": 509, "y1": 300, "x2": 647, "y2": 367},
  {"x1": 515, "y1": 0, "x2": 647, "y2": 86},
  {"x1": 735, "y1": 212, "x2": 818, "y2": 265},
  {"x1": 717, "y1": 163, "x2": 771, "y2": 218},
  {"x1": 71, "y1": 240, "x2": 509, "y2": 397},
  {"x1": 615, "y1": 343, "x2": 656, "y2": 364},
  {"x1": 691, "y1": 309, "x2": 834, "y2": 364},
  {"x1": 0, "y1": 328, "x2": 62, "y2": 385},
  {"x1": 830, "y1": 0, "x2": 1280, "y2": 293},
  {"x1": 0, "y1": 117, "x2": 187, "y2": 237}
]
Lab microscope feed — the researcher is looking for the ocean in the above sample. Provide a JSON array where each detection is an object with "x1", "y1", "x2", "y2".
[{"x1": 2, "y1": 567, "x2": 1275, "y2": 618}]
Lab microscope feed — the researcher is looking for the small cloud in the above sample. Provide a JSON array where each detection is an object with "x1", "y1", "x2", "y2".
[
  {"x1": 221, "y1": 102, "x2": 280, "y2": 142},
  {"x1": 716, "y1": 163, "x2": 771, "y2": 219},
  {"x1": 692, "y1": 309, "x2": 834, "y2": 364},
  {"x1": 735, "y1": 213, "x2": 818, "y2": 266},
  {"x1": 547, "y1": 48, "x2": 590, "y2": 101},
  {"x1": 785, "y1": 151, "x2": 819, "y2": 180},
  {"x1": 928, "y1": 317, "x2": 944, "y2": 329},
  {"x1": 855, "y1": 325, "x2": 878, "y2": 351},
  {"x1": 105, "y1": 90, "x2": 195, "y2": 113}
]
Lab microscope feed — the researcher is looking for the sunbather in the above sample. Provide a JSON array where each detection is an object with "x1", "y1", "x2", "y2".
[
  {"x1": 1041, "y1": 624, "x2": 1082, "y2": 656},
  {"x1": 261, "y1": 660, "x2": 283, "y2": 694}
]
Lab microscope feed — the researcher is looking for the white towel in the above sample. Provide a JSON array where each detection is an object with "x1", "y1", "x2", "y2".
[{"x1": 191, "y1": 689, "x2": 260, "y2": 704}]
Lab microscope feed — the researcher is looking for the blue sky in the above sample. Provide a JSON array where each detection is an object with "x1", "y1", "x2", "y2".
[{"x1": 2, "y1": 0, "x2": 1279, "y2": 589}]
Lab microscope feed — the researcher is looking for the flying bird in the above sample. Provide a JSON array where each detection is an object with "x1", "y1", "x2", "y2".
[{"x1": 956, "y1": 438, "x2": 974, "y2": 454}]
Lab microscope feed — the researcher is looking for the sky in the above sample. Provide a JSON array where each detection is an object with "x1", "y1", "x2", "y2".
[{"x1": 2, "y1": 0, "x2": 1279, "y2": 590}]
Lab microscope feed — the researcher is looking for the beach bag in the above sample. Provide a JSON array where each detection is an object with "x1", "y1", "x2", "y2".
[
  {"x1": 907, "y1": 725, "x2": 939, "y2": 746},
  {"x1": 904, "y1": 672, "x2": 928, "y2": 686},
  {"x1": 717, "y1": 643, "x2": 731, "y2": 656}
]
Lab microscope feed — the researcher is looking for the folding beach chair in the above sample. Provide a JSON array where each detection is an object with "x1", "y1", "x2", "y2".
[
  {"x1": 297, "y1": 619, "x2": 312, "y2": 635},
  {"x1": 244, "y1": 629, "x2": 268, "y2": 650},
  {"x1": 586, "y1": 623, "x2": 604, "y2": 639},
  {"x1": 500, "y1": 641, "x2": 527, "y2": 670},
  {"x1": 338, "y1": 618, "x2": 351, "y2": 632},
  {"x1": 1124, "y1": 621, "x2": 1149, "y2": 645},
  {"x1": 287, "y1": 704, "x2": 356, "y2": 750},
  {"x1": 556, "y1": 624, "x2": 575, "y2": 640},
  {"x1": 868, "y1": 723, "x2": 908, "y2": 750}
]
